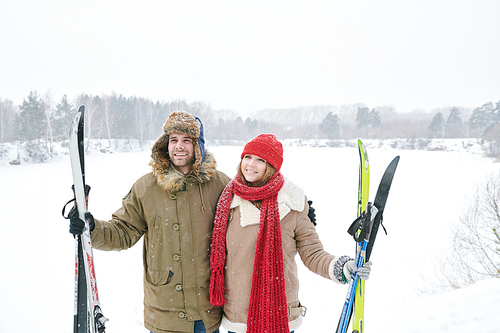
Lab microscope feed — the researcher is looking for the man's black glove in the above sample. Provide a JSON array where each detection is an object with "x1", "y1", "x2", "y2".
[
  {"x1": 307, "y1": 200, "x2": 316, "y2": 226},
  {"x1": 69, "y1": 208, "x2": 95, "y2": 235}
]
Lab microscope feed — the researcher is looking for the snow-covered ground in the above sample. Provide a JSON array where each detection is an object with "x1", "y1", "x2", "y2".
[{"x1": 1, "y1": 144, "x2": 499, "y2": 332}]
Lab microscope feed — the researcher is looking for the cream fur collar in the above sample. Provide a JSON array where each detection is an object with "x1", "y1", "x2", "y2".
[{"x1": 230, "y1": 177, "x2": 305, "y2": 227}]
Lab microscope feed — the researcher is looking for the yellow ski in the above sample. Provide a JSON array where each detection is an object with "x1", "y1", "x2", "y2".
[{"x1": 353, "y1": 140, "x2": 369, "y2": 333}]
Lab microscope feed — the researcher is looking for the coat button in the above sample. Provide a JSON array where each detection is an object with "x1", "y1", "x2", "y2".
[
  {"x1": 178, "y1": 312, "x2": 186, "y2": 319},
  {"x1": 175, "y1": 284, "x2": 183, "y2": 291},
  {"x1": 173, "y1": 254, "x2": 181, "y2": 261},
  {"x1": 173, "y1": 223, "x2": 180, "y2": 231}
]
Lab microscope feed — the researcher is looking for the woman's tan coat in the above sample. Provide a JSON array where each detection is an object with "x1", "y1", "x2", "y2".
[{"x1": 221, "y1": 178, "x2": 346, "y2": 333}]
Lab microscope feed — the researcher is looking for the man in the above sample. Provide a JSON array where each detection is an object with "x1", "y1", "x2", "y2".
[{"x1": 69, "y1": 111, "x2": 231, "y2": 333}]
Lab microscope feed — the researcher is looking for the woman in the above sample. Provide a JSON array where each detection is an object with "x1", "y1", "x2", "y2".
[{"x1": 209, "y1": 134, "x2": 371, "y2": 333}]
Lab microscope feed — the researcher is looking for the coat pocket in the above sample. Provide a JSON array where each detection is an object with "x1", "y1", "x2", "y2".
[{"x1": 146, "y1": 269, "x2": 174, "y2": 286}]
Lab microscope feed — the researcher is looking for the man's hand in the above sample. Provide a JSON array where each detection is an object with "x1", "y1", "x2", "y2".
[
  {"x1": 307, "y1": 200, "x2": 316, "y2": 226},
  {"x1": 69, "y1": 208, "x2": 95, "y2": 235}
]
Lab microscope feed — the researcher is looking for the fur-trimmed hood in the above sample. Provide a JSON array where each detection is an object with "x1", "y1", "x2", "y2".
[
  {"x1": 150, "y1": 147, "x2": 218, "y2": 193},
  {"x1": 150, "y1": 111, "x2": 205, "y2": 180},
  {"x1": 149, "y1": 110, "x2": 215, "y2": 193}
]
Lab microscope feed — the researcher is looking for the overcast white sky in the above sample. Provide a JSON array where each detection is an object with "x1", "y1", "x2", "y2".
[{"x1": 1, "y1": 0, "x2": 499, "y2": 115}]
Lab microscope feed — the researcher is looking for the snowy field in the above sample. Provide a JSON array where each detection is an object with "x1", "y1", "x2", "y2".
[{"x1": 1, "y1": 145, "x2": 499, "y2": 332}]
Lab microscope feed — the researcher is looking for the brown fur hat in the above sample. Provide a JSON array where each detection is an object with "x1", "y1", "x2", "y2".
[
  {"x1": 150, "y1": 111, "x2": 205, "y2": 179},
  {"x1": 162, "y1": 110, "x2": 201, "y2": 138}
]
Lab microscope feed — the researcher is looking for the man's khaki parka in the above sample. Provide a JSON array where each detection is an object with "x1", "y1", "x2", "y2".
[{"x1": 91, "y1": 149, "x2": 230, "y2": 333}]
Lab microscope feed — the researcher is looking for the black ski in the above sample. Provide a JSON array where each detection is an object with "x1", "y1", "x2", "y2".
[{"x1": 365, "y1": 155, "x2": 399, "y2": 261}]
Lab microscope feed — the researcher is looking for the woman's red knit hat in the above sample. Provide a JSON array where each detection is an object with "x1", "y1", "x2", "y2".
[{"x1": 241, "y1": 133, "x2": 283, "y2": 171}]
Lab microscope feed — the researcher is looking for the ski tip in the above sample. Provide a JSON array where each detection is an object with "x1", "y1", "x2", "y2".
[
  {"x1": 77, "y1": 105, "x2": 85, "y2": 113},
  {"x1": 380, "y1": 156, "x2": 400, "y2": 177}
]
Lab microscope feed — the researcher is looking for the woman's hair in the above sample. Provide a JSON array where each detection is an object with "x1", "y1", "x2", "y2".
[{"x1": 237, "y1": 158, "x2": 277, "y2": 187}]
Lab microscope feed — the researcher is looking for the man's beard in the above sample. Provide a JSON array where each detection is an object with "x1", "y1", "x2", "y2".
[{"x1": 170, "y1": 152, "x2": 195, "y2": 168}]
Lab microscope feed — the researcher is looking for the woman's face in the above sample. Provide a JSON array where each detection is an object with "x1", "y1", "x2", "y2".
[{"x1": 241, "y1": 154, "x2": 267, "y2": 184}]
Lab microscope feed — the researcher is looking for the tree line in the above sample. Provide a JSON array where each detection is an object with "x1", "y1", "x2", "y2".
[{"x1": 1, "y1": 91, "x2": 500, "y2": 162}]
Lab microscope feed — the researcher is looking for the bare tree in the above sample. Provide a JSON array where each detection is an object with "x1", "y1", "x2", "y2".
[
  {"x1": 442, "y1": 171, "x2": 500, "y2": 289},
  {"x1": 0, "y1": 98, "x2": 17, "y2": 143},
  {"x1": 75, "y1": 94, "x2": 97, "y2": 152},
  {"x1": 101, "y1": 94, "x2": 114, "y2": 147},
  {"x1": 42, "y1": 91, "x2": 55, "y2": 154},
  {"x1": 145, "y1": 99, "x2": 159, "y2": 142}
]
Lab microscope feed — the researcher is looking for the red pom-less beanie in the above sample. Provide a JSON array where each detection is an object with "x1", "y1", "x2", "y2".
[{"x1": 241, "y1": 133, "x2": 284, "y2": 171}]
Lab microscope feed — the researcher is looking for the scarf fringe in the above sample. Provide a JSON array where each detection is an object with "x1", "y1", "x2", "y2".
[{"x1": 210, "y1": 273, "x2": 226, "y2": 306}]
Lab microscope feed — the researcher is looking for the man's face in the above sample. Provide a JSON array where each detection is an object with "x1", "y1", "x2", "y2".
[{"x1": 168, "y1": 132, "x2": 195, "y2": 174}]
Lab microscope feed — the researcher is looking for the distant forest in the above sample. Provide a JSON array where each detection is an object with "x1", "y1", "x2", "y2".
[{"x1": 1, "y1": 91, "x2": 500, "y2": 162}]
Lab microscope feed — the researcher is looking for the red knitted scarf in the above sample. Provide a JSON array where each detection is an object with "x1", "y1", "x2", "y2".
[{"x1": 210, "y1": 172, "x2": 289, "y2": 333}]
